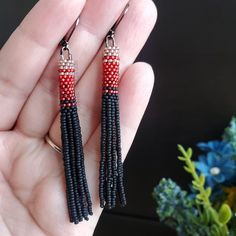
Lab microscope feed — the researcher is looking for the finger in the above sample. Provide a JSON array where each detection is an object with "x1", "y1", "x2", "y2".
[
  {"x1": 84, "y1": 62, "x2": 155, "y2": 161},
  {"x1": 0, "y1": 173, "x2": 48, "y2": 236},
  {"x1": 0, "y1": 0, "x2": 85, "y2": 131},
  {"x1": 16, "y1": 0, "x2": 129, "y2": 138},
  {"x1": 49, "y1": 0, "x2": 157, "y2": 146}
]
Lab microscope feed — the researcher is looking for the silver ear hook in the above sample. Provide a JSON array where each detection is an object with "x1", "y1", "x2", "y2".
[
  {"x1": 60, "y1": 17, "x2": 79, "y2": 60},
  {"x1": 106, "y1": 3, "x2": 129, "y2": 47},
  {"x1": 60, "y1": 17, "x2": 80, "y2": 47},
  {"x1": 110, "y1": 3, "x2": 129, "y2": 34}
]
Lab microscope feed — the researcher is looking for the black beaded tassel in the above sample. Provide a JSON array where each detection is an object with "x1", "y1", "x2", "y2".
[
  {"x1": 99, "y1": 39, "x2": 127, "y2": 209},
  {"x1": 59, "y1": 45, "x2": 92, "y2": 224}
]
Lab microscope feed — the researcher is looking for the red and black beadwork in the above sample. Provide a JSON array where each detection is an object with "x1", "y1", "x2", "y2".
[
  {"x1": 59, "y1": 59, "x2": 76, "y2": 108},
  {"x1": 99, "y1": 45, "x2": 127, "y2": 209},
  {"x1": 58, "y1": 57, "x2": 92, "y2": 224},
  {"x1": 102, "y1": 46, "x2": 120, "y2": 95}
]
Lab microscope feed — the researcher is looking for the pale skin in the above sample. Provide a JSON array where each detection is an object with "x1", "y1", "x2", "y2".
[{"x1": 0, "y1": 0, "x2": 157, "y2": 235}]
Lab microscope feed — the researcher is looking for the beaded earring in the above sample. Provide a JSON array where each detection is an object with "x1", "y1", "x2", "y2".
[
  {"x1": 99, "y1": 4, "x2": 129, "y2": 209},
  {"x1": 58, "y1": 20, "x2": 92, "y2": 224}
]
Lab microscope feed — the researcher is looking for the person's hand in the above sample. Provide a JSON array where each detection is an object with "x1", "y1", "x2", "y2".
[{"x1": 0, "y1": 0, "x2": 157, "y2": 235}]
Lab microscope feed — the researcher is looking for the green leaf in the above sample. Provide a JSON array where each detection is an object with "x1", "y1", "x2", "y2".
[
  {"x1": 184, "y1": 166, "x2": 192, "y2": 173},
  {"x1": 218, "y1": 204, "x2": 232, "y2": 224},
  {"x1": 187, "y1": 148, "x2": 193, "y2": 158},
  {"x1": 192, "y1": 185, "x2": 199, "y2": 191},
  {"x1": 202, "y1": 210, "x2": 211, "y2": 224},
  {"x1": 178, "y1": 156, "x2": 186, "y2": 161},
  {"x1": 199, "y1": 175, "x2": 205, "y2": 186},
  {"x1": 178, "y1": 145, "x2": 187, "y2": 157},
  {"x1": 209, "y1": 208, "x2": 219, "y2": 222},
  {"x1": 195, "y1": 199, "x2": 202, "y2": 205},
  {"x1": 210, "y1": 224, "x2": 222, "y2": 236},
  {"x1": 196, "y1": 194, "x2": 204, "y2": 201},
  {"x1": 192, "y1": 180, "x2": 200, "y2": 188},
  {"x1": 205, "y1": 187, "x2": 212, "y2": 198}
]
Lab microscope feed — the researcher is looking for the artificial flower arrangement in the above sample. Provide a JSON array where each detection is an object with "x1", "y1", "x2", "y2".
[{"x1": 153, "y1": 117, "x2": 236, "y2": 236}]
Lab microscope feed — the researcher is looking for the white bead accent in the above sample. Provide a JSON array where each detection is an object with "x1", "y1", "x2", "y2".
[{"x1": 210, "y1": 167, "x2": 221, "y2": 176}]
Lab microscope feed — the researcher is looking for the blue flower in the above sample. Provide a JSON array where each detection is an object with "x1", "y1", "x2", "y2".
[
  {"x1": 197, "y1": 141, "x2": 236, "y2": 158},
  {"x1": 195, "y1": 152, "x2": 236, "y2": 188}
]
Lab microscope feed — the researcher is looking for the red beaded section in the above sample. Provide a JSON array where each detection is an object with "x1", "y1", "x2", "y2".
[
  {"x1": 103, "y1": 46, "x2": 120, "y2": 95},
  {"x1": 58, "y1": 59, "x2": 77, "y2": 108}
]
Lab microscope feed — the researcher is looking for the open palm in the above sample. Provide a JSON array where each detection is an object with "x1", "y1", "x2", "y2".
[{"x1": 0, "y1": 0, "x2": 157, "y2": 235}]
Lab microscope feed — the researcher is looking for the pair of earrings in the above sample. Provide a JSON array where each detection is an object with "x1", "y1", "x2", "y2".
[{"x1": 56, "y1": 5, "x2": 128, "y2": 224}]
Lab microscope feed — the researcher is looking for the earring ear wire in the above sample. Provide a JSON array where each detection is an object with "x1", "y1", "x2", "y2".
[
  {"x1": 106, "y1": 3, "x2": 129, "y2": 48},
  {"x1": 110, "y1": 3, "x2": 129, "y2": 34},
  {"x1": 60, "y1": 17, "x2": 80, "y2": 47}
]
